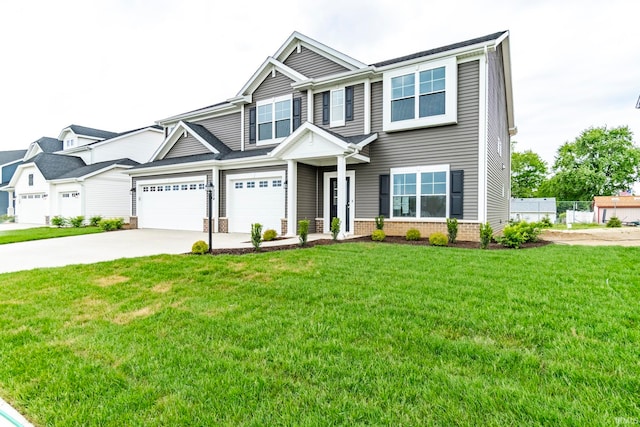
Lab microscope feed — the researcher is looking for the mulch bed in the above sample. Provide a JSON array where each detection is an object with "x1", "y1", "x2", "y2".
[{"x1": 209, "y1": 235, "x2": 552, "y2": 256}]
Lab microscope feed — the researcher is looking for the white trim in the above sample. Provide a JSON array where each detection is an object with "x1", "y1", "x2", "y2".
[
  {"x1": 478, "y1": 55, "x2": 488, "y2": 223},
  {"x1": 389, "y1": 164, "x2": 450, "y2": 220},
  {"x1": 150, "y1": 121, "x2": 219, "y2": 161},
  {"x1": 136, "y1": 175, "x2": 207, "y2": 187},
  {"x1": 382, "y1": 56, "x2": 457, "y2": 132},
  {"x1": 323, "y1": 170, "x2": 355, "y2": 235},
  {"x1": 156, "y1": 103, "x2": 240, "y2": 126},
  {"x1": 307, "y1": 89, "x2": 314, "y2": 122},
  {"x1": 273, "y1": 31, "x2": 367, "y2": 70},
  {"x1": 240, "y1": 104, "x2": 245, "y2": 151},
  {"x1": 364, "y1": 80, "x2": 371, "y2": 134},
  {"x1": 236, "y1": 57, "x2": 307, "y2": 97},
  {"x1": 286, "y1": 160, "x2": 296, "y2": 237}
]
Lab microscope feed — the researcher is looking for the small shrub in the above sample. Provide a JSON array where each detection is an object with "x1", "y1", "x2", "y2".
[
  {"x1": 69, "y1": 216, "x2": 85, "y2": 228},
  {"x1": 371, "y1": 229, "x2": 386, "y2": 241},
  {"x1": 89, "y1": 215, "x2": 102, "y2": 227},
  {"x1": 298, "y1": 219, "x2": 310, "y2": 246},
  {"x1": 479, "y1": 222, "x2": 493, "y2": 249},
  {"x1": 262, "y1": 229, "x2": 277, "y2": 241},
  {"x1": 330, "y1": 217, "x2": 341, "y2": 241},
  {"x1": 0, "y1": 214, "x2": 15, "y2": 223},
  {"x1": 99, "y1": 218, "x2": 124, "y2": 231},
  {"x1": 405, "y1": 228, "x2": 421, "y2": 241},
  {"x1": 429, "y1": 232, "x2": 448, "y2": 246},
  {"x1": 375, "y1": 215, "x2": 385, "y2": 230},
  {"x1": 446, "y1": 218, "x2": 458, "y2": 243},
  {"x1": 251, "y1": 223, "x2": 263, "y2": 251},
  {"x1": 539, "y1": 216, "x2": 553, "y2": 228},
  {"x1": 51, "y1": 216, "x2": 67, "y2": 228},
  {"x1": 499, "y1": 221, "x2": 540, "y2": 248},
  {"x1": 191, "y1": 240, "x2": 209, "y2": 255},
  {"x1": 606, "y1": 216, "x2": 622, "y2": 228}
]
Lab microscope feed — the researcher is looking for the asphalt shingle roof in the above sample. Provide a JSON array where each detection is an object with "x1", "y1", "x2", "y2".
[
  {"x1": 36, "y1": 137, "x2": 63, "y2": 153},
  {"x1": 371, "y1": 31, "x2": 507, "y2": 67},
  {"x1": 183, "y1": 122, "x2": 232, "y2": 155},
  {"x1": 25, "y1": 153, "x2": 87, "y2": 180},
  {"x1": 53, "y1": 158, "x2": 139, "y2": 180},
  {"x1": 0, "y1": 150, "x2": 26, "y2": 166},
  {"x1": 129, "y1": 147, "x2": 274, "y2": 170},
  {"x1": 66, "y1": 125, "x2": 119, "y2": 140}
]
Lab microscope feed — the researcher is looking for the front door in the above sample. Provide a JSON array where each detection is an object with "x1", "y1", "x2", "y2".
[{"x1": 329, "y1": 177, "x2": 350, "y2": 232}]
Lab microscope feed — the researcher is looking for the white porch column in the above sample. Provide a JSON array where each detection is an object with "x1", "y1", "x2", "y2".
[
  {"x1": 7, "y1": 191, "x2": 14, "y2": 215},
  {"x1": 307, "y1": 89, "x2": 314, "y2": 122},
  {"x1": 286, "y1": 159, "x2": 297, "y2": 237},
  {"x1": 336, "y1": 155, "x2": 347, "y2": 240},
  {"x1": 212, "y1": 166, "x2": 220, "y2": 232}
]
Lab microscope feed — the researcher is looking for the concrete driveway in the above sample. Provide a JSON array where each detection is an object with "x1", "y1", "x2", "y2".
[{"x1": 0, "y1": 228, "x2": 314, "y2": 274}]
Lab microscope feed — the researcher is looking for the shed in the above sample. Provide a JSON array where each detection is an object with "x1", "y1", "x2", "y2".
[{"x1": 510, "y1": 198, "x2": 556, "y2": 223}]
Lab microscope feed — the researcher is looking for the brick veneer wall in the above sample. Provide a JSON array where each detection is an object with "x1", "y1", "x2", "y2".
[
  {"x1": 354, "y1": 220, "x2": 481, "y2": 242},
  {"x1": 280, "y1": 219, "x2": 288, "y2": 236},
  {"x1": 315, "y1": 218, "x2": 324, "y2": 234},
  {"x1": 129, "y1": 216, "x2": 138, "y2": 229},
  {"x1": 203, "y1": 218, "x2": 216, "y2": 233}
]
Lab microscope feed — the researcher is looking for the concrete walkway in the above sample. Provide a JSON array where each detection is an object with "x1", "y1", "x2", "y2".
[
  {"x1": 0, "y1": 228, "x2": 329, "y2": 274},
  {"x1": 0, "y1": 397, "x2": 33, "y2": 427}
]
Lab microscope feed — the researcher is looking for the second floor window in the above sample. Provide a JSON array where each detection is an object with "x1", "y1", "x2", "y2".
[
  {"x1": 28, "y1": 174, "x2": 34, "y2": 186},
  {"x1": 257, "y1": 95, "x2": 292, "y2": 144}
]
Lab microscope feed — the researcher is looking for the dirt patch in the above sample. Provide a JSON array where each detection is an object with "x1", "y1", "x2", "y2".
[
  {"x1": 541, "y1": 227, "x2": 640, "y2": 246},
  {"x1": 94, "y1": 275, "x2": 129, "y2": 287}
]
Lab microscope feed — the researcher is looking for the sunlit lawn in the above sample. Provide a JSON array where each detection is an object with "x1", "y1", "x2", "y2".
[
  {"x1": 0, "y1": 226, "x2": 103, "y2": 245},
  {"x1": 1, "y1": 243, "x2": 639, "y2": 426}
]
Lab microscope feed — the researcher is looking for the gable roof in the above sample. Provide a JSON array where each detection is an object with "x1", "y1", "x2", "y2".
[
  {"x1": 36, "y1": 137, "x2": 63, "y2": 153},
  {"x1": 150, "y1": 121, "x2": 232, "y2": 161},
  {"x1": 594, "y1": 195, "x2": 640, "y2": 208},
  {"x1": 274, "y1": 31, "x2": 367, "y2": 70},
  {"x1": 53, "y1": 158, "x2": 139, "y2": 180},
  {"x1": 59, "y1": 125, "x2": 119, "y2": 140},
  {"x1": 237, "y1": 57, "x2": 308, "y2": 97},
  {"x1": 372, "y1": 31, "x2": 508, "y2": 67},
  {"x1": 183, "y1": 122, "x2": 232, "y2": 155},
  {"x1": 0, "y1": 150, "x2": 27, "y2": 166},
  {"x1": 24, "y1": 153, "x2": 87, "y2": 180}
]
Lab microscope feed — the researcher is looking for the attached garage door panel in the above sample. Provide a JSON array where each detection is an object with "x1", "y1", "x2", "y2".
[
  {"x1": 17, "y1": 194, "x2": 47, "y2": 224},
  {"x1": 59, "y1": 192, "x2": 81, "y2": 218},
  {"x1": 138, "y1": 182, "x2": 205, "y2": 231},
  {"x1": 228, "y1": 176, "x2": 284, "y2": 233}
]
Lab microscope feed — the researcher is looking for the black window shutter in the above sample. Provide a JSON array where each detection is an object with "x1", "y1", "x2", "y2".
[
  {"x1": 450, "y1": 170, "x2": 464, "y2": 219},
  {"x1": 248, "y1": 107, "x2": 256, "y2": 143},
  {"x1": 292, "y1": 97, "x2": 301, "y2": 131},
  {"x1": 322, "y1": 92, "x2": 329, "y2": 125},
  {"x1": 345, "y1": 86, "x2": 354, "y2": 121},
  {"x1": 379, "y1": 174, "x2": 390, "y2": 217}
]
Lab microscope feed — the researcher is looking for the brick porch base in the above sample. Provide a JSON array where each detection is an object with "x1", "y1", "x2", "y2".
[{"x1": 354, "y1": 219, "x2": 481, "y2": 242}]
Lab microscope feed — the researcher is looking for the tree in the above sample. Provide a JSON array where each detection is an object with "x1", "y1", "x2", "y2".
[
  {"x1": 549, "y1": 126, "x2": 640, "y2": 200},
  {"x1": 511, "y1": 149, "x2": 548, "y2": 198}
]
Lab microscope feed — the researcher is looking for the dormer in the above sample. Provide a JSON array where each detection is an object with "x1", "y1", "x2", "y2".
[{"x1": 57, "y1": 125, "x2": 119, "y2": 151}]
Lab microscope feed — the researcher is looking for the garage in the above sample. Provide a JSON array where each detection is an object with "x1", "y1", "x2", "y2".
[
  {"x1": 137, "y1": 178, "x2": 206, "y2": 231},
  {"x1": 58, "y1": 191, "x2": 81, "y2": 218},
  {"x1": 227, "y1": 172, "x2": 285, "y2": 233},
  {"x1": 16, "y1": 193, "x2": 47, "y2": 224}
]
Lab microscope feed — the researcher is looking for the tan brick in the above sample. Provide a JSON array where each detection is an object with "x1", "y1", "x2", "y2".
[{"x1": 355, "y1": 219, "x2": 481, "y2": 242}]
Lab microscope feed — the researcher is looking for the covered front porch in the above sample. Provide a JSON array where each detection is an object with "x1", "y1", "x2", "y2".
[{"x1": 270, "y1": 122, "x2": 376, "y2": 239}]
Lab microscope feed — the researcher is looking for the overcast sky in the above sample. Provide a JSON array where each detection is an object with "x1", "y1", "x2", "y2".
[{"x1": 1, "y1": 0, "x2": 638, "y2": 167}]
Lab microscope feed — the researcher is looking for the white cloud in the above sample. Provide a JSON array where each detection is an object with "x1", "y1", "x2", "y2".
[{"x1": 0, "y1": 0, "x2": 638, "y2": 169}]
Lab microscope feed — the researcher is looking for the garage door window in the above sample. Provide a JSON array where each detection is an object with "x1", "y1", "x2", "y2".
[{"x1": 247, "y1": 181, "x2": 255, "y2": 188}]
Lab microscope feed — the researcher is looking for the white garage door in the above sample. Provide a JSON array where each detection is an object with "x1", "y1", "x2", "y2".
[
  {"x1": 16, "y1": 194, "x2": 47, "y2": 224},
  {"x1": 138, "y1": 180, "x2": 206, "y2": 231},
  {"x1": 59, "y1": 192, "x2": 81, "y2": 218},
  {"x1": 227, "y1": 174, "x2": 285, "y2": 233}
]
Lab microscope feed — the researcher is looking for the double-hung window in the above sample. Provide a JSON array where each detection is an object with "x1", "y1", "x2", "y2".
[
  {"x1": 391, "y1": 165, "x2": 449, "y2": 219},
  {"x1": 330, "y1": 89, "x2": 345, "y2": 127},
  {"x1": 257, "y1": 95, "x2": 292, "y2": 144},
  {"x1": 383, "y1": 57, "x2": 457, "y2": 131}
]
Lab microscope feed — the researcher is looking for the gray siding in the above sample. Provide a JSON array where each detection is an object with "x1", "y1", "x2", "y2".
[
  {"x1": 486, "y1": 46, "x2": 510, "y2": 231},
  {"x1": 283, "y1": 45, "x2": 350, "y2": 78},
  {"x1": 132, "y1": 170, "x2": 212, "y2": 216},
  {"x1": 313, "y1": 83, "x2": 365, "y2": 137},
  {"x1": 296, "y1": 163, "x2": 318, "y2": 232},
  {"x1": 220, "y1": 165, "x2": 286, "y2": 217},
  {"x1": 192, "y1": 113, "x2": 242, "y2": 152},
  {"x1": 165, "y1": 135, "x2": 211, "y2": 158},
  {"x1": 244, "y1": 70, "x2": 307, "y2": 151},
  {"x1": 350, "y1": 61, "x2": 480, "y2": 219}
]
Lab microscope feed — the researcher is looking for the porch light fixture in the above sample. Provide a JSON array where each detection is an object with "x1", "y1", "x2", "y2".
[
  {"x1": 42, "y1": 193, "x2": 48, "y2": 199},
  {"x1": 283, "y1": 180, "x2": 288, "y2": 190},
  {"x1": 206, "y1": 181, "x2": 215, "y2": 253},
  {"x1": 130, "y1": 186, "x2": 136, "y2": 194}
]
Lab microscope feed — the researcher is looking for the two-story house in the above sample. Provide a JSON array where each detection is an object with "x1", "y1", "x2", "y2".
[
  {"x1": 126, "y1": 31, "x2": 516, "y2": 240},
  {"x1": 3, "y1": 124, "x2": 163, "y2": 224},
  {"x1": 0, "y1": 150, "x2": 27, "y2": 216}
]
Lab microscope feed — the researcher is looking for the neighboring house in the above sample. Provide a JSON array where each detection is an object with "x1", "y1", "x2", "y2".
[
  {"x1": 2, "y1": 125, "x2": 163, "y2": 224},
  {"x1": 0, "y1": 150, "x2": 27, "y2": 215},
  {"x1": 127, "y1": 31, "x2": 516, "y2": 240},
  {"x1": 594, "y1": 196, "x2": 640, "y2": 224},
  {"x1": 510, "y1": 198, "x2": 556, "y2": 223}
]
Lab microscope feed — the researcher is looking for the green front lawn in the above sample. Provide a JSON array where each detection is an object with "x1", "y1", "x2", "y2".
[
  {"x1": 1, "y1": 244, "x2": 639, "y2": 426},
  {"x1": 0, "y1": 226, "x2": 103, "y2": 245}
]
